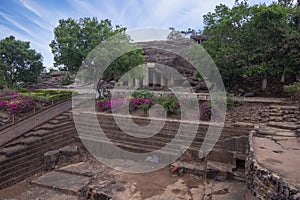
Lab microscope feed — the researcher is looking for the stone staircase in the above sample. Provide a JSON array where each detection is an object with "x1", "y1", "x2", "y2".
[
  {"x1": 74, "y1": 111, "x2": 253, "y2": 180},
  {"x1": 246, "y1": 105, "x2": 300, "y2": 200},
  {"x1": 0, "y1": 111, "x2": 77, "y2": 189}
]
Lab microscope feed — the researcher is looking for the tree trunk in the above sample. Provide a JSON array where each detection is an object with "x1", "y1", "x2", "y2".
[
  {"x1": 262, "y1": 73, "x2": 267, "y2": 91},
  {"x1": 280, "y1": 64, "x2": 286, "y2": 84}
]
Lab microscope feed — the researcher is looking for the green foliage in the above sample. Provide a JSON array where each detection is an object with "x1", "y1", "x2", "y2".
[
  {"x1": 0, "y1": 36, "x2": 44, "y2": 89},
  {"x1": 103, "y1": 49, "x2": 145, "y2": 81},
  {"x1": 50, "y1": 18, "x2": 126, "y2": 73},
  {"x1": 284, "y1": 81, "x2": 300, "y2": 99},
  {"x1": 131, "y1": 90, "x2": 154, "y2": 99},
  {"x1": 155, "y1": 94, "x2": 180, "y2": 114},
  {"x1": 61, "y1": 75, "x2": 71, "y2": 85},
  {"x1": 78, "y1": 33, "x2": 144, "y2": 85},
  {"x1": 22, "y1": 90, "x2": 73, "y2": 102},
  {"x1": 199, "y1": 1, "x2": 300, "y2": 88},
  {"x1": 225, "y1": 93, "x2": 235, "y2": 108}
]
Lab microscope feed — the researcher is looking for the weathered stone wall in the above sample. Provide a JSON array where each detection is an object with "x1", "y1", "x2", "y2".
[
  {"x1": 75, "y1": 112, "x2": 252, "y2": 166},
  {"x1": 258, "y1": 105, "x2": 300, "y2": 123},
  {"x1": 0, "y1": 111, "x2": 77, "y2": 189},
  {"x1": 26, "y1": 71, "x2": 75, "y2": 89},
  {"x1": 246, "y1": 130, "x2": 300, "y2": 200},
  {"x1": 136, "y1": 39, "x2": 209, "y2": 92},
  {"x1": 0, "y1": 109, "x2": 252, "y2": 189}
]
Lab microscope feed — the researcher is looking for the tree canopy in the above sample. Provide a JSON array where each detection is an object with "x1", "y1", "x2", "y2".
[
  {"x1": 0, "y1": 36, "x2": 44, "y2": 88},
  {"x1": 77, "y1": 33, "x2": 144, "y2": 86},
  {"x1": 50, "y1": 18, "x2": 126, "y2": 73},
  {"x1": 194, "y1": 0, "x2": 300, "y2": 90}
]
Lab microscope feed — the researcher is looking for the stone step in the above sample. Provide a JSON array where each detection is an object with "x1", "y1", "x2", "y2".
[
  {"x1": 31, "y1": 171, "x2": 90, "y2": 196},
  {"x1": 0, "y1": 126, "x2": 76, "y2": 159},
  {"x1": 0, "y1": 137, "x2": 76, "y2": 189},
  {"x1": 5, "y1": 136, "x2": 46, "y2": 148},
  {"x1": 0, "y1": 129, "x2": 76, "y2": 171},
  {"x1": 76, "y1": 121, "x2": 206, "y2": 142},
  {"x1": 76, "y1": 119, "x2": 248, "y2": 144},
  {"x1": 257, "y1": 126, "x2": 296, "y2": 137},
  {"x1": 0, "y1": 130, "x2": 74, "y2": 173},
  {"x1": 78, "y1": 129, "x2": 224, "y2": 158},
  {"x1": 269, "y1": 105, "x2": 299, "y2": 110},
  {"x1": 0, "y1": 156, "x2": 43, "y2": 184},
  {"x1": 0, "y1": 133, "x2": 75, "y2": 178},
  {"x1": 77, "y1": 127, "x2": 223, "y2": 150},
  {"x1": 0, "y1": 132, "x2": 75, "y2": 176},
  {"x1": 24, "y1": 123, "x2": 75, "y2": 138},
  {"x1": 267, "y1": 122, "x2": 298, "y2": 130},
  {"x1": 6, "y1": 123, "x2": 75, "y2": 147},
  {"x1": 75, "y1": 113, "x2": 252, "y2": 134},
  {"x1": 32, "y1": 121, "x2": 74, "y2": 131},
  {"x1": 56, "y1": 162, "x2": 105, "y2": 177},
  {"x1": 0, "y1": 166, "x2": 42, "y2": 189}
]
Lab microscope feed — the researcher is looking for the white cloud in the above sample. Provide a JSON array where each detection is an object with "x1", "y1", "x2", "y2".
[
  {"x1": 18, "y1": 0, "x2": 41, "y2": 17},
  {"x1": 0, "y1": 12, "x2": 35, "y2": 37},
  {"x1": 1, "y1": 0, "x2": 277, "y2": 69}
]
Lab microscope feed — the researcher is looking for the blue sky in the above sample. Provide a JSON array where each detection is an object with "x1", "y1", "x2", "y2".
[{"x1": 0, "y1": 0, "x2": 275, "y2": 68}]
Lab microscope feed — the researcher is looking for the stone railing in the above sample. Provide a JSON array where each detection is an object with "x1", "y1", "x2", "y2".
[{"x1": 246, "y1": 130, "x2": 300, "y2": 200}]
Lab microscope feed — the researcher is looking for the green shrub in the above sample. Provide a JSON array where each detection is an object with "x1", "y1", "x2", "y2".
[
  {"x1": 22, "y1": 89, "x2": 73, "y2": 102},
  {"x1": 131, "y1": 90, "x2": 154, "y2": 99},
  {"x1": 61, "y1": 75, "x2": 71, "y2": 85},
  {"x1": 284, "y1": 81, "x2": 300, "y2": 99},
  {"x1": 19, "y1": 88, "x2": 28, "y2": 93},
  {"x1": 226, "y1": 93, "x2": 235, "y2": 108},
  {"x1": 154, "y1": 94, "x2": 180, "y2": 115}
]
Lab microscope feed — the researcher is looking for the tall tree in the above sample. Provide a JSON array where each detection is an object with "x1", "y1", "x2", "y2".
[
  {"x1": 200, "y1": 1, "x2": 300, "y2": 90},
  {"x1": 50, "y1": 18, "x2": 125, "y2": 73},
  {"x1": 78, "y1": 33, "x2": 145, "y2": 86},
  {"x1": 0, "y1": 36, "x2": 44, "y2": 88}
]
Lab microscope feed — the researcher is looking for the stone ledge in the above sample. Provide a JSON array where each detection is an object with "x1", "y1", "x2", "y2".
[{"x1": 246, "y1": 130, "x2": 300, "y2": 200}]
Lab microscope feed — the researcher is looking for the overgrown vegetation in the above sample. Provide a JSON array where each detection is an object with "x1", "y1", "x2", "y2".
[
  {"x1": 50, "y1": 17, "x2": 144, "y2": 78},
  {"x1": 284, "y1": 81, "x2": 300, "y2": 99},
  {"x1": 0, "y1": 89, "x2": 74, "y2": 115},
  {"x1": 96, "y1": 90, "x2": 235, "y2": 120},
  {"x1": 0, "y1": 36, "x2": 44, "y2": 89},
  {"x1": 199, "y1": 0, "x2": 300, "y2": 90}
]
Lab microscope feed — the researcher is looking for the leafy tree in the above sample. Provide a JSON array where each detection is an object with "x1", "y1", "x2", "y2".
[
  {"x1": 77, "y1": 33, "x2": 144, "y2": 86},
  {"x1": 199, "y1": 1, "x2": 300, "y2": 90},
  {"x1": 167, "y1": 27, "x2": 183, "y2": 40},
  {"x1": 50, "y1": 18, "x2": 125, "y2": 73},
  {"x1": 0, "y1": 36, "x2": 44, "y2": 88}
]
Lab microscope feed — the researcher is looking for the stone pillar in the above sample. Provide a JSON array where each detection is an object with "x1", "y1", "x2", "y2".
[
  {"x1": 135, "y1": 79, "x2": 140, "y2": 87},
  {"x1": 118, "y1": 80, "x2": 123, "y2": 87},
  {"x1": 153, "y1": 71, "x2": 157, "y2": 86},
  {"x1": 143, "y1": 64, "x2": 149, "y2": 86},
  {"x1": 170, "y1": 76, "x2": 174, "y2": 87},
  {"x1": 128, "y1": 78, "x2": 133, "y2": 88},
  {"x1": 160, "y1": 76, "x2": 165, "y2": 87}
]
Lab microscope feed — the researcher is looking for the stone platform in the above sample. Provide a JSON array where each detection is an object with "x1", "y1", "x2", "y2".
[{"x1": 247, "y1": 105, "x2": 300, "y2": 200}]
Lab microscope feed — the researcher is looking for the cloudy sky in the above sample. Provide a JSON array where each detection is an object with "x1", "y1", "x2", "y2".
[{"x1": 0, "y1": 0, "x2": 275, "y2": 68}]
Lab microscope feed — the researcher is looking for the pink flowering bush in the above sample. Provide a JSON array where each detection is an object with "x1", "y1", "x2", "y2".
[
  {"x1": 96, "y1": 97, "x2": 127, "y2": 113},
  {"x1": 129, "y1": 97, "x2": 155, "y2": 113},
  {"x1": 95, "y1": 91, "x2": 216, "y2": 121},
  {"x1": 0, "y1": 90, "x2": 34, "y2": 114}
]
